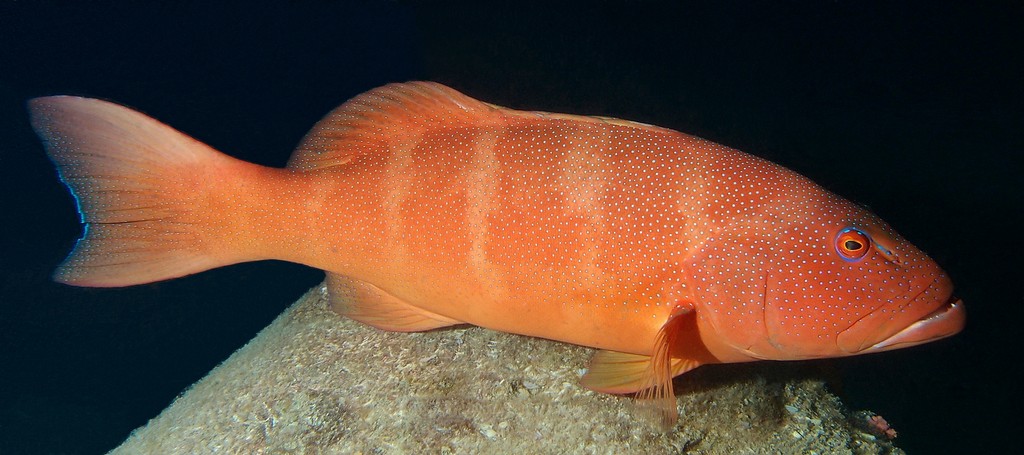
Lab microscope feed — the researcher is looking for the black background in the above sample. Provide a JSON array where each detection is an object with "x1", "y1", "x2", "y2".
[{"x1": 1, "y1": 2, "x2": 1020, "y2": 453}]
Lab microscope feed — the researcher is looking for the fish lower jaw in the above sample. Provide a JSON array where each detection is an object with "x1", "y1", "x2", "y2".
[{"x1": 866, "y1": 295, "x2": 965, "y2": 353}]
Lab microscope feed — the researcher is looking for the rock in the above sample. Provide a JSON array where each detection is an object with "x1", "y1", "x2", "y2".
[{"x1": 111, "y1": 283, "x2": 903, "y2": 454}]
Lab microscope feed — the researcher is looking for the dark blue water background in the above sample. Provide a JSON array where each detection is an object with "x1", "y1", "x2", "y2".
[{"x1": 1, "y1": 2, "x2": 1019, "y2": 453}]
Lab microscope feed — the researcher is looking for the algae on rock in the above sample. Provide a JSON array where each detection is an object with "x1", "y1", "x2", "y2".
[{"x1": 111, "y1": 283, "x2": 903, "y2": 454}]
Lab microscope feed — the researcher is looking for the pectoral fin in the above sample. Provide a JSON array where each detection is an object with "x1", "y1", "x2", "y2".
[
  {"x1": 580, "y1": 350, "x2": 699, "y2": 395},
  {"x1": 326, "y1": 273, "x2": 463, "y2": 332},
  {"x1": 579, "y1": 306, "x2": 702, "y2": 428}
]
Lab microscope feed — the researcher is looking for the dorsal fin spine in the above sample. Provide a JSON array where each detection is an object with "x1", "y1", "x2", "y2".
[{"x1": 287, "y1": 82, "x2": 497, "y2": 171}]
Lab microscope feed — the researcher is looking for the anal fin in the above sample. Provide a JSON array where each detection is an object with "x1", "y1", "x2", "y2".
[{"x1": 326, "y1": 273, "x2": 463, "y2": 332}]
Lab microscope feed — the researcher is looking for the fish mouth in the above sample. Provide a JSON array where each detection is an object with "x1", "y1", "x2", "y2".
[{"x1": 865, "y1": 294, "x2": 965, "y2": 352}]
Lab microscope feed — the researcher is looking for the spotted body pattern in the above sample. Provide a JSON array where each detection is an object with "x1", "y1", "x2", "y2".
[{"x1": 29, "y1": 82, "x2": 964, "y2": 425}]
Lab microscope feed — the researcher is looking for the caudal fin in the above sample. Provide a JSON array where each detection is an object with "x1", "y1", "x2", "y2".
[{"x1": 29, "y1": 96, "x2": 240, "y2": 287}]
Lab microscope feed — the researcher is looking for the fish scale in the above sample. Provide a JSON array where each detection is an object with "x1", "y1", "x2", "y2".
[{"x1": 28, "y1": 81, "x2": 964, "y2": 426}]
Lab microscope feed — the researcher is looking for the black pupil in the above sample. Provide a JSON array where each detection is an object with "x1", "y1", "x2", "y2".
[{"x1": 844, "y1": 240, "x2": 863, "y2": 251}]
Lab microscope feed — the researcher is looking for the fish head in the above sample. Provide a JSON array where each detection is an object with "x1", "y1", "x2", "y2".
[{"x1": 687, "y1": 193, "x2": 964, "y2": 362}]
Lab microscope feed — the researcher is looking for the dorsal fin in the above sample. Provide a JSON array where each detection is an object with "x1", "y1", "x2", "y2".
[{"x1": 287, "y1": 81, "x2": 498, "y2": 170}]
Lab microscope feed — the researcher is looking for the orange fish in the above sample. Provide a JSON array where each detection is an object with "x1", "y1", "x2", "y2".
[{"x1": 29, "y1": 82, "x2": 964, "y2": 425}]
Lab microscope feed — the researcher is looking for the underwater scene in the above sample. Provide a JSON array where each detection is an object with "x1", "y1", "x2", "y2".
[{"x1": 0, "y1": 2, "x2": 1019, "y2": 454}]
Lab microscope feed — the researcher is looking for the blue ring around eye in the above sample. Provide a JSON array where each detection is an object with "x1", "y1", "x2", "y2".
[{"x1": 835, "y1": 227, "x2": 871, "y2": 263}]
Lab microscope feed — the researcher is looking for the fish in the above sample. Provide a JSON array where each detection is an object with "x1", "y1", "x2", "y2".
[{"x1": 28, "y1": 81, "x2": 965, "y2": 426}]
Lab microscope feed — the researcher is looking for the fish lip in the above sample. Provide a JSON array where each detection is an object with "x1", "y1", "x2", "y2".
[{"x1": 865, "y1": 294, "x2": 965, "y2": 352}]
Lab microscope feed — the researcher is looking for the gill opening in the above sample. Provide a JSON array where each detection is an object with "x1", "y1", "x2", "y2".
[{"x1": 762, "y1": 268, "x2": 783, "y2": 352}]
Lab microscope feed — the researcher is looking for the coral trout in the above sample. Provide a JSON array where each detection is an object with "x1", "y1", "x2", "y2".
[{"x1": 28, "y1": 82, "x2": 964, "y2": 425}]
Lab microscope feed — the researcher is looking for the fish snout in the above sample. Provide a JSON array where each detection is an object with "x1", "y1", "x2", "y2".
[
  {"x1": 865, "y1": 294, "x2": 965, "y2": 352},
  {"x1": 838, "y1": 275, "x2": 965, "y2": 354}
]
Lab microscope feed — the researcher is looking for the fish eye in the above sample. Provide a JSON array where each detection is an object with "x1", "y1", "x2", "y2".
[{"x1": 835, "y1": 227, "x2": 870, "y2": 262}]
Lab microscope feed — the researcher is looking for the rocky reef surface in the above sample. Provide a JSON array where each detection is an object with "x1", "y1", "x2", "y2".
[{"x1": 111, "y1": 284, "x2": 902, "y2": 454}]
